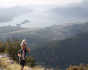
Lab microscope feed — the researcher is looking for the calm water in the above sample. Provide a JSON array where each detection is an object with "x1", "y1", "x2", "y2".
[{"x1": 0, "y1": 7, "x2": 88, "y2": 28}]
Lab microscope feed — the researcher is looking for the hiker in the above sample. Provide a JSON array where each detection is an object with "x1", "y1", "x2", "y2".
[{"x1": 18, "y1": 39, "x2": 30, "y2": 70}]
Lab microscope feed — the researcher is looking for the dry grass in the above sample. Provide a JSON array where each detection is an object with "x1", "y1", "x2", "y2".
[
  {"x1": 0, "y1": 57, "x2": 49, "y2": 70},
  {"x1": 32, "y1": 66, "x2": 46, "y2": 70},
  {"x1": 66, "y1": 65, "x2": 88, "y2": 70}
]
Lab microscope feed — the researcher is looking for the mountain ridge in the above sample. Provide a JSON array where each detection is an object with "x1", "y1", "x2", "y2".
[
  {"x1": 0, "y1": 22, "x2": 88, "y2": 44},
  {"x1": 49, "y1": 0, "x2": 88, "y2": 17}
]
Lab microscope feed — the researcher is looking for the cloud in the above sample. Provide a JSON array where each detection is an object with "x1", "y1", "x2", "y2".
[{"x1": 0, "y1": 0, "x2": 83, "y2": 7}]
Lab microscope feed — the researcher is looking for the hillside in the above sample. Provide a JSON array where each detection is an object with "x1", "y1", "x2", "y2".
[
  {"x1": 29, "y1": 32, "x2": 88, "y2": 69},
  {"x1": 0, "y1": 22, "x2": 88, "y2": 69},
  {"x1": 0, "y1": 54, "x2": 50, "y2": 70},
  {"x1": 0, "y1": 22, "x2": 88, "y2": 45}
]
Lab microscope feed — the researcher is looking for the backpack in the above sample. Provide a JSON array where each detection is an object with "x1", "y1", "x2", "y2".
[{"x1": 18, "y1": 49, "x2": 27, "y2": 60}]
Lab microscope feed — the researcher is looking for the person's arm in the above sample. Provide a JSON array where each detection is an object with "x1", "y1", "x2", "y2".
[
  {"x1": 18, "y1": 50, "x2": 21, "y2": 57},
  {"x1": 26, "y1": 47, "x2": 30, "y2": 52},
  {"x1": 18, "y1": 53, "x2": 21, "y2": 57}
]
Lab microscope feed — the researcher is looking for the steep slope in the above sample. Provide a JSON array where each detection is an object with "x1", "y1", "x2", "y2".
[
  {"x1": 29, "y1": 32, "x2": 88, "y2": 68},
  {"x1": 0, "y1": 54, "x2": 47, "y2": 70}
]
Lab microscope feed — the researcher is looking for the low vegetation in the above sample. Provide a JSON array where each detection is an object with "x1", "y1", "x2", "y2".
[
  {"x1": 0, "y1": 38, "x2": 36, "y2": 67},
  {"x1": 66, "y1": 64, "x2": 88, "y2": 70},
  {"x1": 0, "y1": 57, "x2": 49, "y2": 70}
]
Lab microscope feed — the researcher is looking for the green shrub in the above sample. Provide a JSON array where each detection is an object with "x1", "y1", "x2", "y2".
[
  {"x1": 0, "y1": 38, "x2": 36, "y2": 67},
  {"x1": 0, "y1": 41, "x2": 6, "y2": 53},
  {"x1": 25, "y1": 56, "x2": 36, "y2": 67},
  {"x1": 5, "y1": 39, "x2": 21, "y2": 61}
]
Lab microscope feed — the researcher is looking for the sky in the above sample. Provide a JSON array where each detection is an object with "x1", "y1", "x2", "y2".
[{"x1": 0, "y1": 0, "x2": 83, "y2": 7}]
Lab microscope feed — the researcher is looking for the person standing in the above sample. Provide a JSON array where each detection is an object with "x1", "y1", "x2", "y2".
[{"x1": 18, "y1": 39, "x2": 30, "y2": 70}]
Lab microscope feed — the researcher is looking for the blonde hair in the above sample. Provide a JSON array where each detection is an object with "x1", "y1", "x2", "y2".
[
  {"x1": 21, "y1": 39, "x2": 27, "y2": 48},
  {"x1": 22, "y1": 39, "x2": 26, "y2": 43}
]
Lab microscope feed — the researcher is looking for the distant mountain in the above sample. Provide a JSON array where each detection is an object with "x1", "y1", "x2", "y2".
[
  {"x1": 80, "y1": 0, "x2": 88, "y2": 10},
  {"x1": 29, "y1": 32, "x2": 88, "y2": 69},
  {"x1": 0, "y1": 5, "x2": 58, "y2": 23},
  {"x1": 49, "y1": 0, "x2": 88, "y2": 17},
  {"x1": 1, "y1": 3, "x2": 88, "y2": 27},
  {"x1": 21, "y1": 20, "x2": 30, "y2": 24},
  {"x1": 0, "y1": 22, "x2": 88, "y2": 45},
  {"x1": 0, "y1": 6, "x2": 33, "y2": 22},
  {"x1": 0, "y1": 25, "x2": 27, "y2": 34}
]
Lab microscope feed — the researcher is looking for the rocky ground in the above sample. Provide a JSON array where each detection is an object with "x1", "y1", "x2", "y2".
[
  {"x1": 0, "y1": 53, "x2": 51, "y2": 70},
  {"x1": 0, "y1": 53, "x2": 32, "y2": 70}
]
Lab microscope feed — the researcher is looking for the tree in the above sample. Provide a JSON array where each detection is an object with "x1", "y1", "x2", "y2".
[{"x1": 5, "y1": 38, "x2": 21, "y2": 61}]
